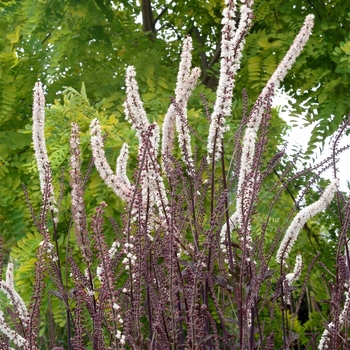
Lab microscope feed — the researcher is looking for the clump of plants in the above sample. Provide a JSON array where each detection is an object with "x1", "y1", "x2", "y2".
[{"x1": 1, "y1": 0, "x2": 350, "y2": 349}]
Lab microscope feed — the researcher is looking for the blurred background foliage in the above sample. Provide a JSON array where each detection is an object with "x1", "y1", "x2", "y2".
[{"x1": 0, "y1": 0, "x2": 348, "y2": 346}]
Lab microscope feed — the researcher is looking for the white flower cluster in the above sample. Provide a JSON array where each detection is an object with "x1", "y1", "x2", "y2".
[
  {"x1": 86, "y1": 288, "x2": 95, "y2": 297},
  {"x1": 109, "y1": 240, "x2": 121, "y2": 259},
  {"x1": 245, "y1": 14, "x2": 315, "y2": 138},
  {"x1": 122, "y1": 242, "x2": 137, "y2": 271},
  {"x1": 283, "y1": 254, "x2": 303, "y2": 304},
  {"x1": 139, "y1": 143, "x2": 167, "y2": 216},
  {"x1": 0, "y1": 264, "x2": 32, "y2": 348},
  {"x1": 116, "y1": 329, "x2": 126, "y2": 344},
  {"x1": 207, "y1": 1, "x2": 254, "y2": 163},
  {"x1": 285, "y1": 253, "x2": 303, "y2": 283},
  {"x1": 116, "y1": 143, "x2": 131, "y2": 188},
  {"x1": 262, "y1": 14, "x2": 314, "y2": 99},
  {"x1": 318, "y1": 289, "x2": 350, "y2": 349},
  {"x1": 123, "y1": 68, "x2": 171, "y2": 228},
  {"x1": 235, "y1": 127, "x2": 257, "y2": 225},
  {"x1": 161, "y1": 36, "x2": 200, "y2": 176},
  {"x1": 123, "y1": 66, "x2": 152, "y2": 142},
  {"x1": 96, "y1": 265, "x2": 104, "y2": 283},
  {"x1": 123, "y1": 66, "x2": 160, "y2": 161},
  {"x1": 112, "y1": 302, "x2": 124, "y2": 328},
  {"x1": 95, "y1": 238, "x2": 122, "y2": 283},
  {"x1": 220, "y1": 215, "x2": 237, "y2": 256},
  {"x1": 32, "y1": 82, "x2": 58, "y2": 219},
  {"x1": 39, "y1": 239, "x2": 58, "y2": 262},
  {"x1": 90, "y1": 118, "x2": 133, "y2": 202},
  {"x1": 117, "y1": 314, "x2": 123, "y2": 324},
  {"x1": 0, "y1": 310, "x2": 30, "y2": 349},
  {"x1": 91, "y1": 67, "x2": 171, "y2": 235},
  {"x1": 32, "y1": 83, "x2": 51, "y2": 194},
  {"x1": 276, "y1": 179, "x2": 339, "y2": 266}
]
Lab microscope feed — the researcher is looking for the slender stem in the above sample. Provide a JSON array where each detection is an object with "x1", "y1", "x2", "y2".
[
  {"x1": 280, "y1": 279, "x2": 287, "y2": 349},
  {"x1": 51, "y1": 211, "x2": 72, "y2": 350},
  {"x1": 221, "y1": 140, "x2": 236, "y2": 271},
  {"x1": 146, "y1": 258, "x2": 153, "y2": 344},
  {"x1": 188, "y1": 176, "x2": 199, "y2": 252},
  {"x1": 254, "y1": 297, "x2": 264, "y2": 350}
]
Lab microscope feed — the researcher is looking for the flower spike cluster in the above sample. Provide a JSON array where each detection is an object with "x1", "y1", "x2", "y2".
[
  {"x1": 90, "y1": 119, "x2": 133, "y2": 202},
  {"x1": 122, "y1": 66, "x2": 169, "y2": 218},
  {"x1": 122, "y1": 67, "x2": 169, "y2": 221},
  {"x1": 207, "y1": 0, "x2": 254, "y2": 163},
  {"x1": 9, "y1": 0, "x2": 344, "y2": 347},
  {"x1": 91, "y1": 68, "x2": 170, "y2": 229},
  {"x1": 222, "y1": 14, "x2": 315, "y2": 253},
  {"x1": 162, "y1": 36, "x2": 200, "y2": 176},
  {"x1": 0, "y1": 263, "x2": 31, "y2": 349}
]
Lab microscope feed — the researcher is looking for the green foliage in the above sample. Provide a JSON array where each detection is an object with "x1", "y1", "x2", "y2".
[
  {"x1": 1, "y1": 0, "x2": 348, "y2": 248},
  {"x1": 11, "y1": 231, "x2": 42, "y2": 302}
]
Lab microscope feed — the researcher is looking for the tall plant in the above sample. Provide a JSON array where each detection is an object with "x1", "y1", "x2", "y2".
[{"x1": 1, "y1": 0, "x2": 349, "y2": 349}]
